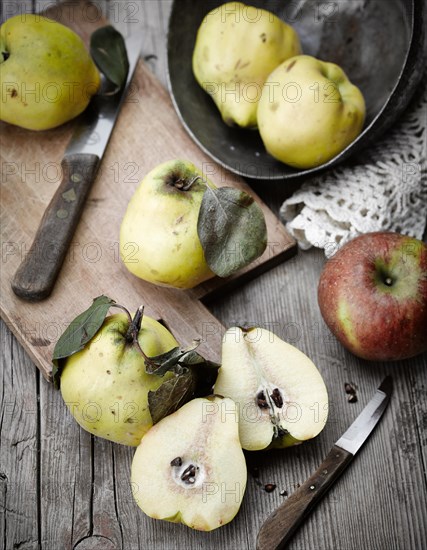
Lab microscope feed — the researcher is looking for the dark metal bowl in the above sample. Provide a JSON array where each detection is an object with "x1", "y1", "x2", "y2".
[{"x1": 167, "y1": 0, "x2": 426, "y2": 180}]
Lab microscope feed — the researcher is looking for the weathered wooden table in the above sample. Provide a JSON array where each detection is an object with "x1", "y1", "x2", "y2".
[{"x1": 1, "y1": 2, "x2": 426, "y2": 549}]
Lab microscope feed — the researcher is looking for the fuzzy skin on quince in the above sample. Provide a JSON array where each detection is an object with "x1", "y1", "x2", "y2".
[
  {"x1": 120, "y1": 159, "x2": 215, "y2": 290},
  {"x1": 257, "y1": 55, "x2": 365, "y2": 168},
  {"x1": 192, "y1": 1, "x2": 301, "y2": 128},
  {"x1": 0, "y1": 14, "x2": 100, "y2": 130},
  {"x1": 60, "y1": 313, "x2": 178, "y2": 446}
]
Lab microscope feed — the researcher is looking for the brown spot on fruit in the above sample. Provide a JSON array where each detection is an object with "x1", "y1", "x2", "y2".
[
  {"x1": 260, "y1": 33, "x2": 267, "y2": 43},
  {"x1": 286, "y1": 60, "x2": 297, "y2": 72},
  {"x1": 270, "y1": 102, "x2": 279, "y2": 112},
  {"x1": 10, "y1": 88, "x2": 18, "y2": 98}
]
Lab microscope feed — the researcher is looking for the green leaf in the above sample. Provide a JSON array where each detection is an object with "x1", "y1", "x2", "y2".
[
  {"x1": 52, "y1": 295, "x2": 115, "y2": 389},
  {"x1": 144, "y1": 343, "x2": 199, "y2": 376},
  {"x1": 90, "y1": 26, "x2": 129, "y2": 90},
  {"x1": 148, "y1": 370, "x2": 195, "y2": 425},
  {"x1": 179, "y1": 350, "x2": 220, "y2": 398},
  {"x1": 197, "y1": 187, "x2": 267, "y2": 278},
  {"x1": 146, "y1": 345, "x2": 221, "y2": 424}
]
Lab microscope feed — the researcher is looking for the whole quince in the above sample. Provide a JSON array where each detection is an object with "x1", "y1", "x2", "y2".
[
  {"x1": 120, "y1": 159, "x2": 215, "y2": 289},
  {"x1": 257, "y1": 55, "x2": 365, "y2": 168},
  {"x1": 60, "y1": 310, "x2": 179, "y2": 446},
  {"x1": 192, "y1": 2, "x2": 301, "y2": 128},
  {"x1": 0, "y1": 14, "x2": 100, "y2": 130}
]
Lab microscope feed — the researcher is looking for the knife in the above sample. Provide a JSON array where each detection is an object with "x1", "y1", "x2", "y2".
[
  {"x1": 11, "y1": 31, "x2": 142, "y2": 302},
  {"x1": 257, "y1": 376, "x2": 393, "y2": 550}
]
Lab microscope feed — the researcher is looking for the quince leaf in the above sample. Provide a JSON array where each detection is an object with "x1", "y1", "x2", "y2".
[
  {"x1": 146, "y1": 346, "x2": 220, "y2": 424},
  {"x1": 90, "y1": 26, "x2": 129, "y2": 90},
  {"x1": 52, "y1": 295, "x2": 115, "y2": 389},
  {"x1": 197, "y1": 187, "x2": 267, "y2": 277},
  {"x1": 144, "y1": 346, "x2": 191, "y2": 376},
  {"x1": 148, "y1": 370, "x2": 194, "y2": 425},
  {"x1": 178, "y1": 350, "x2": 220, "y2": 397},
  {"x1": 144, "y1": 341, "x2": 204, "y2": 376}
]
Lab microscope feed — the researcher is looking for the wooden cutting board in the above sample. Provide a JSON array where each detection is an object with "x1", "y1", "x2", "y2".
[{"x1": 0, "y1": 0, "x2": 296, "y2": 381}]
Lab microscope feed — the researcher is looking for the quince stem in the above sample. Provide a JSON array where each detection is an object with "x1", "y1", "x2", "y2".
[
  {"x1": 125, "y1": 306, "x2": 158, "y2": 369},
  {"x1": 125, "y1": 305, "x2": 144, "y2": 343},
  {"x1": 111, "y1": 303, "x2": 132, "y2": 324},
  {"x1": 173, "y1": 175, "x2": 204, "y2": 191}
]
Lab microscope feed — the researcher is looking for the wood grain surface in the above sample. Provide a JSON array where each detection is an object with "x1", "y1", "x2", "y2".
[
  {"x1": 0, "y1": 0, "x2": 295, "y2": 380},
  {"x1": 1, "y1": 2, "x2": 427, "y2": 550}
]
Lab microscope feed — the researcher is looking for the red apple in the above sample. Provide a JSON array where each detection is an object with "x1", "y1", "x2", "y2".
[{"x1": 317, "y1": 232, "x2": 427, "y2": 361}]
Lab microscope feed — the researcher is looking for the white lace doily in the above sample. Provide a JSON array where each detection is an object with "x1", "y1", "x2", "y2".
[{"x1": 280, "y1": 76, "x2": 427, "y2": 257}]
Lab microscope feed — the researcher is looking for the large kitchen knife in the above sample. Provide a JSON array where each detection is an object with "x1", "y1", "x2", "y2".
[
  {"x1": 257, "y1": 376, "x2": 393, "y2": 550},
  {"x1": 11, "y1": 31, "x2": 142, "y2": 302}
]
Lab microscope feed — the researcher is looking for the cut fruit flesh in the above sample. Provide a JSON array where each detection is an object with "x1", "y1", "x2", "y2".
[
  {"x1": 214, "y1": 327, "x2": 329, "y2": 450},
  {"x1": 131, "y1": 396, "x2": 247, "y2": 531}
]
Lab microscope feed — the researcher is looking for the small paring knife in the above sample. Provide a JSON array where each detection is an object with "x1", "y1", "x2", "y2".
[
  {"x1": 256, "y1": 376, "x2": 393, "y2": 550},
  {"x1": 11, "y1": 32, "x2": 143, "y2": 302}
]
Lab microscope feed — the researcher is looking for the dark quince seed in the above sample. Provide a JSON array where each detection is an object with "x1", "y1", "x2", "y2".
[
  {"x1": 181, "y1": 464, "x2": 197, "y2": 482},
  {"x1": 344, "y1": 382, "x2": 356, "y2": 394},
  {"x1": 348, "y1": 393, "x2": 358, "y2": 403},
  {"x1": 257, "y1": 391, "x2": 269, "y2": 408},
  {"x1": 264, "y1": 483, "x2": 276, "y2": 493},
  {"x1": 170, "y1": 457, "x2": 182, "y2": 467},
  {"x1": 271, "y1": 388, "x2": 283, "y2": 408}
]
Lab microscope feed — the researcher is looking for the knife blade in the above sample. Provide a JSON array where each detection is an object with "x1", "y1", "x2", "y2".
[
  {"x1": 256, "y1": 376, "x2": 393, "y2": 550},
  {"x1": 11, "y1": 31, "x2": 142, "y2": 302}
]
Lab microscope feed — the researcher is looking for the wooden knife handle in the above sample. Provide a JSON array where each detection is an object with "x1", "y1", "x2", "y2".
[
  {"x1": 11, "y1": 153, "x2": 99, "y2": 302},
  {"x1": 256, "y1": 445, "x2": 353, "y2": 550}
]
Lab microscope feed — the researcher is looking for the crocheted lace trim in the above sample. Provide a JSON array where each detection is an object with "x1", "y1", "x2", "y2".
[{"x1": 280, "y1": 77, "x2": 427, "y2": 257}]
